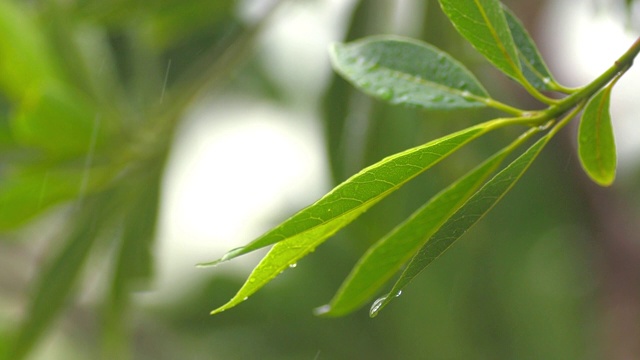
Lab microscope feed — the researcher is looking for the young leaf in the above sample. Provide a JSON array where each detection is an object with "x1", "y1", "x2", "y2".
[
  {"x1": 502, "y1": 6, "x2": 559, "y2": 91},
  {"x1": 578, "y1": 86, "x2": 617, "y2": 186},
  {"x1": 371, "y1": 125, "x2": 558, "y2": 317},
  {"x1": 207, "y1": 121, "x2": 510, "y2": 314},
  {"x1": 329, "y1": 36, "x2": 490, "y2": 110},
  {"x1": 318, "y1": 127, "x2": 538, "y2": 317},
  {"x1": 438, "y1": 0, "x2": 521, "y2": 81}
]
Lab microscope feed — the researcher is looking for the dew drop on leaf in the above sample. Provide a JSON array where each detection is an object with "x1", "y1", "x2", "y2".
[
  {"x1": 313, "y1": 304, "x2": 331, "y2": 316},
  {"x1": 376, "y1": 87, "x2": 393, "y2": 100},
  {"x1": 369, "y1": 295, "x2": 388, "y2": 318},
  {"x1": 289, "y1": 263, "x2": 297, "y2": 268}
]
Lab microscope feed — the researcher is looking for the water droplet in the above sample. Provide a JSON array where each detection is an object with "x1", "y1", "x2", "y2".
[
  {"x1": 369, "y1": 295, "x2": 388, "y2": 318},
  {"x1": 243, "y1": 297, "x2": 248, "y2": 301},
  {"x1": 376, "y1": 87, "x2": 393, "y2": 100},
  {"x1": 394, "y1": 290, "x2": 402, "y2": 297},
  {"x1": 221, "y1": 247, "x2": 245, "y2": 262},
  {"x1": 537, "y1": 120, "x2": 554, "y2": 131},
  {"x1": 313, "y1": 305, "x2": 331, "y2": 316},
  {"x1": 289, "y1": 263, "x2": 297, "y2": 268},
  {"x1": 460, "y1": 90, "x2": 471, "y2": 98},
  {"x1": 542, "y1": 77, "x2": 552, "y2": 84}
]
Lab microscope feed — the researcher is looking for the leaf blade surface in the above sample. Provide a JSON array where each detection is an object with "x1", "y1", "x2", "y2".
[
  {"x1": 578, "y1": 86, "x2": 617, "y2": 186},
  {"x1": 371, "y1": 128, "x2": 554, "y2": 316},
  {"x1": 438, "y1": 0, "x2": 521, "y2": 80},
  {"x1": 330, "y1": 36, "x2": 490, "y2": 110},
  {"x1": 320, "y1": 129, "x2": 536, "y2": 316},
  {"x1": 207, "y1": 122, "x2": 505, "y2": 314},
  {"x1": 503, "y1": 7, "x2": 558, "y2": 91}
]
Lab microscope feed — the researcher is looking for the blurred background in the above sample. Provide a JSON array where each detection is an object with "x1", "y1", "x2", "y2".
[{"x1": 1, "y1": 0, "x2": 640, "y2": 359}]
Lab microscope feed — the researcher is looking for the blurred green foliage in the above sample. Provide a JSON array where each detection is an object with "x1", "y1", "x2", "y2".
[{"x1": 0, "y1": 0, "x2": 638, "y2": 359}]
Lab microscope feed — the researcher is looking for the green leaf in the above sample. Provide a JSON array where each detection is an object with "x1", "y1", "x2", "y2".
[
  {"x1": 438, "y1": 0, "x2": 521, "y2": 80},
  {"x1": 578, "y1": 86, "x2": 617, "y2": 186},
  {"x1": 318, "y1": 128, "x2": 538, "y2": 317},
  {"x1": 0, "y1": 1, "x2": 60, "y2": 99},
  {"x1": 7, "y1": 196, "x2": 111, "y2": 359},
  {"x1": 371, "y1": 126, "x2": 555, "y2": 317},
  {"x1": 203, "y1": 121, "x2": 502, "y2": 267},
  {"x1": 329, "y1": 36, "x2": 490, "y2": 110},
  {"x1": 207, "y1": 121, "x2": 508, "y2": 314},
  {"x1": 0, "y1": 166, "x2": 113, "y2": 230},
  {"x1": 502, "y1": 6, "x2": 558, "y2": 91},
  {"x1": 11, "y1": 82, "x2": 106, "y2": 158},
  {"x1": 103, "y1": 166, "x2": 161, "y2": 359}
]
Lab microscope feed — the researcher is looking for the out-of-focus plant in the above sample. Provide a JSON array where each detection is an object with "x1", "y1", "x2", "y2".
[
  {"x1": 202, "y1": 0, "x2": 640, "y2": 318},
  {"x1": 0, "y1": 0, "x2": 281, "y2": 358}
]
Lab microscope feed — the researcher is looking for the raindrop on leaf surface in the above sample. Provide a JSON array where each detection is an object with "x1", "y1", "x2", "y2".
[
  {"x1": 313, "y1": 305, "x2": 331, "y2": 316},
  {"x1": 369, "y1": 295, "x2": 388, "y2": 318},
  {"x1": 376, "y1": 87, "x2": 393, "y2": 100}
]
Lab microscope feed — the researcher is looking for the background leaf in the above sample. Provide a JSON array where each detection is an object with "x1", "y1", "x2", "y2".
[
  {"x1": 578, "y1": 86, "x2": 617, "y2": 186},
  {"x1": 438, "y1": 0, "x2": 521, "y2": 81},
  {"x1": 329, "y1": 36, "x2": 490, "y2": 110},
  {"x1": 7, "y1": 195, "x2": 113, "y2": 359}
]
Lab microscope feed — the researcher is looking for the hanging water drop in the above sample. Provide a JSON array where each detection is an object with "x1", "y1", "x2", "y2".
[
  {"x1": 313, "y1": 305, "x2": 331, "y2": 316},
  {"x1": 394, "y1": 290, "x2": 402, "y2": 298},
  {"x1": 289, "y1": 263, "x2": 297, "y2": 268},
  {"x1": 376, "y1": 87, "x2": 393, "y2": 100},
  {"x1": 369, "y1": 295, "x2": 388, "y2": 318}
]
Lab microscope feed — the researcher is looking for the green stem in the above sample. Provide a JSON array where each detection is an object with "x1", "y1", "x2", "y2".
[
  {"x1": 517, "y1": 72, "x2": 560, "y2": 105},
  {"x1": 464, "y1": 93, "x2": 525, "y2": 116},
  {"x1": 544, "y1": 36, "x2": 640, "y2": 120}
]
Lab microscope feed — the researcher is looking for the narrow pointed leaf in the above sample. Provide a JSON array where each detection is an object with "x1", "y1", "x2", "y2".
[
  {"x1": 329, "y1": 36, "x2": 490, "y2": 110},
  {"x1": 503, "y1": 6, "x2": 558, "y2": 91},
  {"x1": 438, "y1": 0, "x2": 521, "y2": 80},
  {"x1": 372, "y1": 128, "x2": 555, "y2": 316},
  {"x1": 201, "y1": 121, "x2": 503, "y2": 268},
  {"x1": 208, "y1": 121, "x2": 506, "y2": 314},
  {"x1": 578, "y1": 86, "x2": 617, "y2": 186},
  {"x1": 319, "y1": 128, "x2": 537, "y2": 317}
]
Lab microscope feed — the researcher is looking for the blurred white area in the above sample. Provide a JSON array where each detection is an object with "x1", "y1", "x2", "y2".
[
  {"x1": 151, "y1": 0, "x2": 354, "y2": 299},
  {"x1": 150, "y1": 0, "x2": 640, "y2": 300},
  {"x1": 541, "y1": 0, "x2": 640, "y2": 175},
  {"x1": 154, "y1": 98, "x2": 328, "y2": 297}
]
